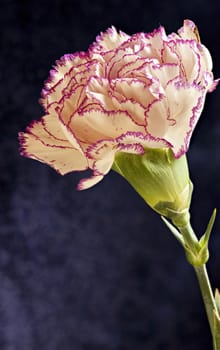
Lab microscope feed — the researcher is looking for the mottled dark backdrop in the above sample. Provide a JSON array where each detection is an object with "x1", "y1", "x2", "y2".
[{"x1": 1, "y1": 0, "x2": 220, "y2": 349}]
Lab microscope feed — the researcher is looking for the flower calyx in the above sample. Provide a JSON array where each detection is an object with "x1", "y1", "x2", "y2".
[{"x1": 112, "y1": 148, "x2": 192, "y2": 224}]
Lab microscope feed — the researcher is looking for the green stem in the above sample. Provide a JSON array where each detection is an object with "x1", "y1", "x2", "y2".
[
  {"x1": 194, "y1": 265, "x2": 217, "y2": 339},
  {"x1": 178, "y1": 222, "x2": 220, "y2": 349},
  {"x1": 179, "y1": 221, "x2": 199, "y2": 252}
]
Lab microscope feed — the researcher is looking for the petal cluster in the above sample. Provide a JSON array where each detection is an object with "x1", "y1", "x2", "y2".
[{"x1": 19, "y1": 20, "x2": 218, "y2": 189}]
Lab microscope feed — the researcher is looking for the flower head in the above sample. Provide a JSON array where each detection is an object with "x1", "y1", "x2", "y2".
[{"x1": 19, "y1": 20, "x2": 218, "y2": 190}]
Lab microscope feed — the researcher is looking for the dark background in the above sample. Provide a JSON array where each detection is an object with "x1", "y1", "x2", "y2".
[{"x1": 1, "y1": 0, "x2": 220, "y2": 349}]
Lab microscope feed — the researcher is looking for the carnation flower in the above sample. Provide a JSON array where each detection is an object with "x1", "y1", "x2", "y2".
[{"x1": 19, "y1": 20, "x2": 218, "y2": 190}]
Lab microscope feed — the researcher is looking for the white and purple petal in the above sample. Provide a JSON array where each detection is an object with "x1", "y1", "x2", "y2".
[{"x1": 19, "y1": 115, "x2": 88, "y2": 175}]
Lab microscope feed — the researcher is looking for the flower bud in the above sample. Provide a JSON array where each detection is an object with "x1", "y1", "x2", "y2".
[{"x1": 112, "y1": 148, "x2": 193, "y2": 227}]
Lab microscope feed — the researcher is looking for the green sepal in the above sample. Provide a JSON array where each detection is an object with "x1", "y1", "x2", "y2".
[{"x1": 112, "y1": 149, "x2": 192, "y2": 217}]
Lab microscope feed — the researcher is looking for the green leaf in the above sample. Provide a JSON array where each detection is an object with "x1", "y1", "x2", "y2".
[
  {"x1": 199, "y1": 209, "x2": 217, "y2": 248},
  {"x1": 213, "y1": 290, "x2": 220, "y2": 350},
  {"x1": 215, "y1": 289, "x2": 220, "y2": 316},
  {"x1": 213, "y1": 309, "x2": 220, "y2": 350},
  {"x1": 161, "y1": 216, "x2": 184, "y2": 246}
]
